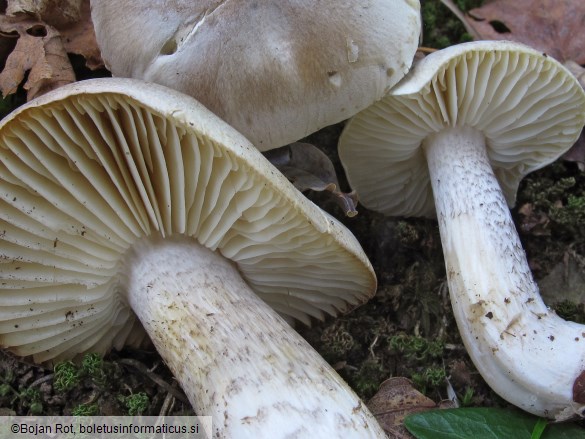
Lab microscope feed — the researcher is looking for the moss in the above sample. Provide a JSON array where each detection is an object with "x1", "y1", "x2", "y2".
[
  {"x1": 396, "y1": 220, "x2": 421, "y2": 246},
  {"x1": 121, "y1": 392, "x2": 150, "y2": 416},
  {"x1": 72, "y1": 402, "x2": 99, "y2": 416},
  {"x1": 81, "y1": 353, "x2": 109, "y2": 389},
  {"x1": 19, "y1": 387, "x2": 43, "y2": 415},
  {"x1": 421, "y1": 0, "x2": 485, "y2": 49},
  {"x1": 553, "y1": 300, "x2": 585, "y2": 324},
  {"x1": 518, "y1": 172, "x2": 576, "y2": 213},
  {"x1": 516, "y1": 161, "x2": 585, "y2": 276},
  {"x1": 388, "y1": 334, "x2": 444, "y2": 362},
  {"x1": 320, "y1": 321, "x2": 356, "y2": 359},
  {"x1": 401, "y1": 261, "x2": 445, "y2": 336},
  {"x1": 411, "y1": 365, "x2": 447, "y2": 394},
  {"x1": 53, "y1": 361, "x2": 81, "y2": 393},
  {"x1": 350, "y1": 359, "x2": 387, "y2": 399},
  {"x1": 549, "y1": 194, "x2": 585, "y2": 237}
]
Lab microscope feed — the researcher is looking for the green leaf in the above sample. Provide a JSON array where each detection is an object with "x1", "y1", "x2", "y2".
[
  {"x1": 404, "y1": 408, "x2": 585, "y2": 439},
  {"x1": 531, "y1": 417, "x2": 547, "y2": 439}
]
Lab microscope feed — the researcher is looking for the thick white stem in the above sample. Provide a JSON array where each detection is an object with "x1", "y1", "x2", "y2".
[
  {"x1": 123, "y1": 237, "x2": 385, "y2": 438},
  {"x1": 423, "y1": 127, "x2": 585, "y2": 420}
]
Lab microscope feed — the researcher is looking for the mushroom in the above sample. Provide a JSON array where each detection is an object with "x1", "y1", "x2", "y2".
[
  {"x1": 338, "y1": 41, "x2": 585, "y2": 420},
  {"x1": 0, "y1": 78, "x2": 386, "y2": 437},
  {"x1": 90, "y1": 0, "x2": 422, "y2": 151}
]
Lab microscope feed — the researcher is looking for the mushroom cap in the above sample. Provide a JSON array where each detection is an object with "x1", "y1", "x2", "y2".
[
  {"x1": 339, "y1": 40, "x2": 585, "y2": 217},
  {"x1": 90, "y1": 0, "x2": 422, "y2": 151},
  {"x1": 0, "y1": 78, "x2": 376, "y2": 362}
]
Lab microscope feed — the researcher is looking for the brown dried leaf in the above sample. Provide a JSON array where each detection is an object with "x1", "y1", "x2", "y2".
[
  {"x1": 6, "y1": 0, "x2": 82, "y2": 27},
  {"x1": 367, "y1": 377, "x2": 438, "y2": 437},
  {"x1": 58, "y1": 0, "x2": 103, "y2": 70},
  {"x1": 466, "y1": 0, "x2": 585, "y2": 64},
  {"x1": 0, "y1": 15, "x2": 75, "y2": 99},
  {"x1": 265, "y1": 142, "x2": 359, "y2": 217},
  {"x1": 517, "y1": 203, "x2": 551, "y2": 236},
  {"x1": 538, "y1": 250, "x2": 585, "y2": 306}
]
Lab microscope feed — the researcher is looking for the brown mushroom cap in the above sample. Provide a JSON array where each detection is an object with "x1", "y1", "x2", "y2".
[
  {"x1": 0, "y1": 78, "x2": 376, "y2": 362},
  {"x1": 90, "y1": 0, "x2": 422, "y2": 150}
]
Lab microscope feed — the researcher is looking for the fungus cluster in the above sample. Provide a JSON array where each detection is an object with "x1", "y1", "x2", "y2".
[
  {"x1": 7, "y1": 0, "x2": 585, "y2": 433},
  {"x1": 339, "y1": 41, "x2": 585, "y2": 420}
]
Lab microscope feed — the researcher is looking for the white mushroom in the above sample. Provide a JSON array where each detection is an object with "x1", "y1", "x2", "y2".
[
  {"x1": 0, "y1": 78, "x2": 386, "y2": 437},
  {"x1": 90, "y1": 0, "x2": 422, "y2": 151},
  {"x1": 338, "y1": 41, "x2": 585, "y2": 420}
]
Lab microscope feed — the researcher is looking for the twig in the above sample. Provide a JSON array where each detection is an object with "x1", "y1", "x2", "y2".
[
  {"x1": 439, "y1": 0, "x2": 482, "y2": 40},
  {"x1": 29, "y1": 374, "x2": 54, "y2": 388},
  {"x1": 368, "y1": 335, "x2": 379, "y2": 360},
  {"x1": 159, "y1": 385, "x2": 177, "y2": 416},
  {"x1": 117, "y1": 358, "x2": 189, "y2": 404},
  {"x1": 418, "y1": 46, "x2": 438, "y2": 54}
]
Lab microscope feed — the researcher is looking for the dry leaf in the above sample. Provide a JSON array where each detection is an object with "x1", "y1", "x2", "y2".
[
  {"x1": 466, "y1": 0, "x2": 585, "y2": 64},
  {"x1": 517, "y1": 203, "x2": 551, "y2": 236},
  {"x1": 58, "y1": 0, "x2": 103, "y2": 70},
  {"x1": 6, "y1": 0, "x2": 82, "y2": 27},
  {"x1": 367, "y1": 377, "x2": 438, "y2": 438},
  {"x1": 538, "y1": 250, "x2": 585, "y2": 306},
  {"x1": 0, "y1": 15, "x2": 75, "y2": 99},
  {"x1": 0, "y1": 0, "x2": 102, "y2": 100},
  {"x1": 265, "y1": 142, "x2": 359, "y2": 217}
]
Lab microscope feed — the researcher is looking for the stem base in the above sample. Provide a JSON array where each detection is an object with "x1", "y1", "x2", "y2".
[{"x1": 123, "y1": 237, "x2": 385, "y2": 437}]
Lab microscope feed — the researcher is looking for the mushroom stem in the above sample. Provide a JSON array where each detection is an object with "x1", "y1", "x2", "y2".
[
  {"x1": 123, "y1": 237, "x2": 385, "y2": 438},
  {"x1": 423, "y1": 126, "x2": 585, "y2": 420}
]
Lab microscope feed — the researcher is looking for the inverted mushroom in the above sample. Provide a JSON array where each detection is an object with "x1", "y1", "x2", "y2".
[
  {"x1": 90, "y1": 0, "x2": 422, "y2": 151},
  {"x1": 338, "y1": 41, "x2": 585, "y2": 420},
  {"x1": 0, "y1": 78, "x2": 385, "y2": 437}
]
